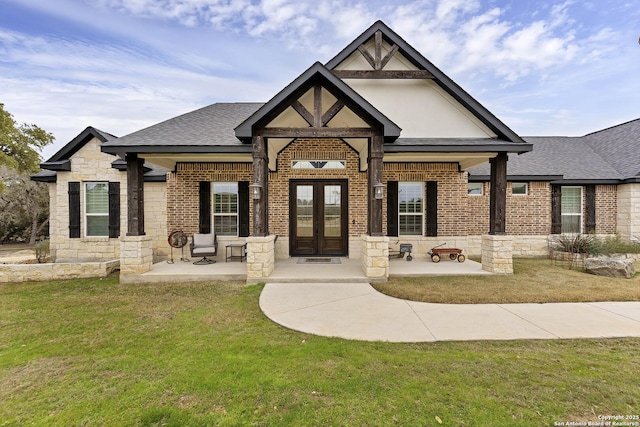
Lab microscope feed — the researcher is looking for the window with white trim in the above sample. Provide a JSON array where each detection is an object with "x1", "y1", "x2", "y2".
[
  {"x1": 399, "y1": 182, "x2": 423, "y2": 235},
  {"x1": 213, "y1": 182, "x2": 238, "y2": 236},
  {"x1": 468, "y1": 182, "x2": 483, "y2": 195},
  {"x1": 512, "y1": 182, "x2": 528, "y2": 195},
  {"x1": 561, "y1": 186, "x2": 582, "y2": 233},
  {"x1": 85, "y1": 182, "x2": 109, "y2": 237}
]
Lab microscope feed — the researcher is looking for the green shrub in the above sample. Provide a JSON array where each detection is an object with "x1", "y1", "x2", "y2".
[
  {"x1": 34, "y1": 239, "x2": 50, "y2": 263},
  {"x1": 553, "y1": 233, "x2": 599, "y2": 254},
  {"x1": 596, "y1": 234, "x2": 640, "y2": 255}
]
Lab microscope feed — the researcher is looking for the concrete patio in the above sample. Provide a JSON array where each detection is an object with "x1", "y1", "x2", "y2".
[{"x1": 121, "y1": 256, "x2": 490, "y2": 284}]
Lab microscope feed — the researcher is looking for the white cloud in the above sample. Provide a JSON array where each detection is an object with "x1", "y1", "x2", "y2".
[{"x1": 1, "y1": 0, "x2": 635, "y2": 158}]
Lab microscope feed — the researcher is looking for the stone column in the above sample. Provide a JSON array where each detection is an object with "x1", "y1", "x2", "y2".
[
  {"x1": 246, "y1": 235, "x2": 276, "y2": 283},
  {"x1": 361, "y1": 234, "x2": 389, "y2": 282},
  {"x1": 481, "y1": 234, "x2": 513, "y2": 274},
  {"x1": 120, "y1": 235, "x2": 153, "y2": 276}
]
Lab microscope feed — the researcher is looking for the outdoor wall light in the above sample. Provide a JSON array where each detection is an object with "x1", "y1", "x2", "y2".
[
  {"x1": 250, "y1": 182, "x2": 262, "y2": 200},
  {"x1": 374, "y1": 181, "x2": 384, "y2": 200}
]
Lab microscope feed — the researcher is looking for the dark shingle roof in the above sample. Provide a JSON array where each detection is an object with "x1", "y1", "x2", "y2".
[
  {"x1": 468, "y1": 136, "x2": 623, "y2": 182},
  {"x1": 102, "y1": 103, "x2": 263, "y2": 154},
  {"x1": 583, "y1": 118, "x2": 640, "y2": 180}
]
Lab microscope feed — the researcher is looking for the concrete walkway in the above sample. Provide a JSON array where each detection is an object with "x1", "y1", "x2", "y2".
[{"x1": 259, "y1": 282, "x2": 640, "y2": 342}]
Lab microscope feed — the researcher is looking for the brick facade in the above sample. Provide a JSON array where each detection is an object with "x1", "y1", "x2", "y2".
[
  {"x1": 595, "y1": 185, "x2": 617, "y2": 234},
  {"x1": 383, "y1": 163, "x2": 467, "y2": 236},
  {"x1": 164, "y1": 152, "x2": 619, "y2": 260},
  {"x1": 269, "y1": 138, "x2": 368, "y2": 246},
  {"x1": 166, "y1": 163, "x2": 253, "y2": 234}
]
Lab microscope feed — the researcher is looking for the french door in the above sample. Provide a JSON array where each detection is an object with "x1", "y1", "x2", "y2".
[{"x1": 290, "y1": 180, "x2": 348, "y2": 256}]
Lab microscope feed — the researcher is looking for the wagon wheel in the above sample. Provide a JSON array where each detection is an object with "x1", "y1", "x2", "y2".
[
  {"x1": 406, "y1": 254, "x2": 412, "y2": 261},
  {"x1": 457, "y1": 254, "x2": 466, "y2": 263},
  {"x1": 431, "y1": 254, "x2": 440, "y2": 263},
  {"x1": 449, "y1": 253, "x2": 457, "y2": 260}
]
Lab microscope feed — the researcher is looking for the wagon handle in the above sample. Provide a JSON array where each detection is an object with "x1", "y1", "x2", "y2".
[{"x1": 432, "y1": 242, "x2": 446, "y2": 249}]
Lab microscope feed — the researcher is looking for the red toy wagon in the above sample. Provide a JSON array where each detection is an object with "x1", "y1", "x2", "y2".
[{"x1": 428, "y1": 243, "x2": 466, "y2": 263}]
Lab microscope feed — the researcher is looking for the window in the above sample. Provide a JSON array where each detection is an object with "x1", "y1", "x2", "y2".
[
  {"x1": 213, "y1": 182, "x2": 238, "y2": 236},
  {"x1": 512, "y1": 182, "x2": 528, "y2": 195},
  {"x1": 398, "y1": 182, "x2": 423, "y2": 235},
  {"x1": 292, "y1": 160, "x2": 346, "y2": 169},
  {"x1": 468, "y1": 182, "x2": 483, "y2": 195},
  {"x1": 85, "y1": 182, "x2": 109, "y2": 237},
  {"x1": 561, "y1": 186, "x2": 582, "y2": 233}
]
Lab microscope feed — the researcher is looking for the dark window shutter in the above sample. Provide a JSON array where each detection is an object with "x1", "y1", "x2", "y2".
[
  {"x1": 108, "y1": 182, "x2": 120, "y2": 238},
  {"x1": 238, "y1": 181, "x2": 250, "y2": 237},
  {"x1": 68, "y1": 182, "x2": 81, "y2": 238},
  {"x1": 585, "y1": 185, "x2": 596, "y2": 233},
  {"x1": 386, "y1": 181, "x2": 398, "y2": 237},
  {"x1": 551, "y1": 185, "x2": 562, "y2": 234},
  {"x1": 199, "y1": 181, "x2": 211, "y2": 234},
  {"x1": 426, "y1": 181, "x2": 438, "y2": 237}
]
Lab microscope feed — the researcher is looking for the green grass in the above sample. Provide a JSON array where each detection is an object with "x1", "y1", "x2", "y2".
[
  {"x1": 1, "y1": 277, "x2": 639, "y2": 426},
  {"x1": 376, "y1": 258, "x2": 640, "y2": 304}
]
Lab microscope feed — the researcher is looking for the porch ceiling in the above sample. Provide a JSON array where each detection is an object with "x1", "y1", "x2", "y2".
[
  {"x1": 141, "y1": 153, "x2": 252, "y2": 169},
  {"x1": 384, "y1": 152, "x2": 496, "y2": 170}
]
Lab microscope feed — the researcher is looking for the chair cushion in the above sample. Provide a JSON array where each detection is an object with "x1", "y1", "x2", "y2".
[
  {"x1": 193, "y1": 246, "x2": 216, "y2": 255},
  {"x1": 193, "y1": 233, "x2": 215, "y2": 248}
]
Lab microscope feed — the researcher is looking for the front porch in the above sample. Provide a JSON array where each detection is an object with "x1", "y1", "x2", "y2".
[{"x1": 120, "y1": 256, "x2": 491, "y2": 284}]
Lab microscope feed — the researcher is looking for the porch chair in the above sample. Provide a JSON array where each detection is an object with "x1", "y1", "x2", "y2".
[{"x1": 190, "y1": 233, "x2": 218, "y2": 265}]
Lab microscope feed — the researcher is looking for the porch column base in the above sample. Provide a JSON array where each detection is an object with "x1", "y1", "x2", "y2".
[
  {"x1": 246, "y1": 235, "x2": 276, "y2": 283},
  {"x1": 120, "y1": 235, "x2": 153, "y2": 276},
  {"x1": 481, "y1": 234, "x2": 513, "y2": 274},
  {"x1": 361, "y1": 234, "x2": 389, "y2": 282}
]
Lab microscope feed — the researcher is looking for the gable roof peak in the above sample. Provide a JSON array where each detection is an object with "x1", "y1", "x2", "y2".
[
  {"x1": 44, "y1": 126, "x2": 117, "y2": 164},
  {"x1": 234, "y1": 60, "x2": 401, "y2": 142},
  {"x1": 326, "y1": 21, "x2": 525, "y2": 144}
]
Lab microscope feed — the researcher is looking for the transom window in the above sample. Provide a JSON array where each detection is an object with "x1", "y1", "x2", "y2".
[
  {"x1": 213, "y1": 183, "x2": 238, "y2": 236},
  {"x1": 292, "y1": 160, "x2": 346, "y2": 169},
  {"x1": 85, "y1": 182, "x2": 109, "y2": 237},
  {"x1": 399, "y1": 182, "x2": 423, "y2": 235},
  {"x1": 561, "y1": 186, "x2": 582, "y2": 233},
  {"x1": 512, "y1": 182, "x2": 528, "y2": 195},
  {"x1": 468, "y1": 182, "x2": 483, "y2": 195}
]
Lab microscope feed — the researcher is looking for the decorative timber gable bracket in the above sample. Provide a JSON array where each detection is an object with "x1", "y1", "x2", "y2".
[{"x1": 332, "y1": 29, "x2": 435, "y2": 80}]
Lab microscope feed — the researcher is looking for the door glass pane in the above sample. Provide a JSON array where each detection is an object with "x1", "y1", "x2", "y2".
[
  {"x1": 297, "y1": 185, "x2": 313, "y2": 237},
  {"x1": 324, "y1": 185, "x2": 341, "y2": 237}
]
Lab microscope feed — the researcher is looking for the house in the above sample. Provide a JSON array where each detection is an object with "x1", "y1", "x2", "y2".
[{"x1": 32, "y1": 21, "x2": 639, "y2": 282}]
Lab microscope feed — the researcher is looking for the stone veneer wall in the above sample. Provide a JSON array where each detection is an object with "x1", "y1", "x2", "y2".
[
  {"x1": 0, "y1": 260, "x2": 119, "y2": 283},
  {"x1": 48, "y1": 138, "x2": 168, "y2": 263},
  {"x1": 617, "y1": 183, "x2": 640, "y2": 240}
]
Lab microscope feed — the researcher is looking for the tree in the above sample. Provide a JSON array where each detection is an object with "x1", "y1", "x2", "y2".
[
  {"x1": 0, "y1": 103, "x2": 54, "y2": 244},
  {"x1": 0, "y1": 167, "x2": 49, "y2": 245},
  {"x1": 0, "y1": 103, "x2": 54, "y2": 174}
]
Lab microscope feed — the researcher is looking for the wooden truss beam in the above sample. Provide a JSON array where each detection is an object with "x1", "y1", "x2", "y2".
[
  {"x1": 336, "y1": 30, "x2": 433, "y2": 79},
  {"x1": 256, "y1": 127, "x2": 375, "y2": 138},
  {"x1": 332, "y1": 70, "x2": 434, "y2": 79}
]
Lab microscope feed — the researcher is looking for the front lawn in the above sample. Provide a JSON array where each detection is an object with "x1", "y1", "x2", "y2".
[
  {"x1": 375, "y1": 258, "x2": 640, "y2": 304},
  {"x1": 1, "y1": 277, "x2": 639, "y2": 426}
]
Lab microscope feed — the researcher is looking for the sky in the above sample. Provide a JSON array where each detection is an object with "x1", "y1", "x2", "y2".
[{"x1": 1, "y1": 0, "x2": 639, "y2": 161}]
